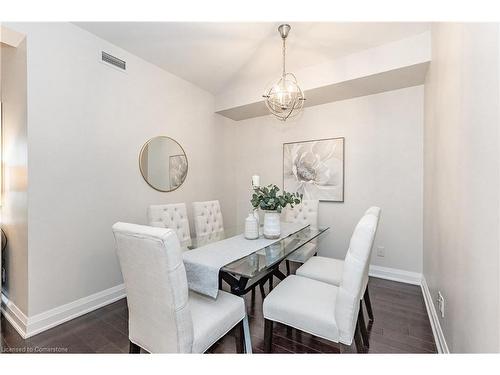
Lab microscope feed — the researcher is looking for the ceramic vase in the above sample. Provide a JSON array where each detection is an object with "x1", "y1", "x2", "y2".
[
  {"x1": 245, "y1": 213, "x2": 259, "y2": 240},
  {"x1": 263, "y1": 210, "x2": 281, "y2": 239}
]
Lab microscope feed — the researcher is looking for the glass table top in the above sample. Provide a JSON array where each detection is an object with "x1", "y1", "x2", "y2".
[{"x1": 220, "y1": 226, "x2": 329, "y2": 279}]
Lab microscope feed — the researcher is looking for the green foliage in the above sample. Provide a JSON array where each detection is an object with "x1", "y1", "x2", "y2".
[{"x1": 251, "y1": 184, "x2": 303, "y2": 213}]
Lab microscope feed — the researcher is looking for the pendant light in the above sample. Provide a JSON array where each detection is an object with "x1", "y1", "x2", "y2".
[{"x1": 262, "y1": 24, "x2": 305, "y2": 121}]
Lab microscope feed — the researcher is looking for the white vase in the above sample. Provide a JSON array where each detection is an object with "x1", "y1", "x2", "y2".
[
  {"x1": 263, "y1": 210, "x2": 281, "y2": 239},
  {"x1": 245, "y1": 213, "x2": 259, "y2": 240}
]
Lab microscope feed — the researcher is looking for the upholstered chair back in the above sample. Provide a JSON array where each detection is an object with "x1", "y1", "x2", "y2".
[
  {"x1": 112, "y1": 222, "x2": 193, "y2": 353},
  {"x1": 334, "y1": 214, "x2": 378, "y2": 345},
  {"x1": 192, "y1": 200, "x2": 225, "y2": 247},
  {"x1": 361, "y1": 206, "x2": 381, "y2": 292},
  {"x1": 365, "y1": 206, "x2": 381, "y2": 219},
  {"x1": 285, "y1": 200, "x2": 319, "y2": 230},
  {"x1": 148, "y1": 203, "x2": 192, "y2": 251}
]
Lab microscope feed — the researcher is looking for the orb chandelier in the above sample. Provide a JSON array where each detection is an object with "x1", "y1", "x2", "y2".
[{"x1": 262, "y1": 24, "x2": 305, "y2": 121}]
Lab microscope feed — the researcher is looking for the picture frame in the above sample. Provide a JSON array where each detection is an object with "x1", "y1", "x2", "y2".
[{"x1": 283, "y1": 137, "x2": 345, "y2": 202}]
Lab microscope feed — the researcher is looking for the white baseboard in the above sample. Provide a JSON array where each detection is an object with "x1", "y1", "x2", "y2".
[
  {"x1": 369, "y1": 264, "x2": 423, "y2": 285},
  {"x1": 421, "y1": 277, "x2": 449, "y2": 353},
  {"x1": 1, "y1": 284, "x2": 125, "y2": 339},
  {"x1": 1, "y1": 293, "x2": 29, "y2": 338}
]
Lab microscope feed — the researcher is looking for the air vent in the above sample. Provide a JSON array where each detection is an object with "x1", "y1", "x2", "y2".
[{"x1": 101, "y1": 51, "x2": 126, "y2": 70}]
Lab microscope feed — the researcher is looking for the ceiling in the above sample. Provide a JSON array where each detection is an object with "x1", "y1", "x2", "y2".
[{"x1": 75, "y1": 22, "x2": 430, "y2": 95}]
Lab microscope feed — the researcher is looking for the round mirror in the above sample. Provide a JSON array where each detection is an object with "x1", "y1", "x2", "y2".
[{"x1": 139, "y1": 136, "x2": 188, "y2": 192}]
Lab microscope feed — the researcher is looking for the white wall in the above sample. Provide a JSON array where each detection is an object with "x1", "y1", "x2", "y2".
[
  {"x1": 6, "y1": 22, "x2": 233, "y2": 316},
  {"x1": 498, "y1": 23, "x2": 500, "y2": 352},
  {"x1": 222, "y1": 86, "x2": 424, "y2": 273},
  {"x1": 213, "y1": 115, "x2": 238, "y2": 230},
  {"x1": 423, "y1": 23, "x2": 500, "y2": 353},
  {"x1": 0, "y1": 40, "x2": 29, "y2": 315}
]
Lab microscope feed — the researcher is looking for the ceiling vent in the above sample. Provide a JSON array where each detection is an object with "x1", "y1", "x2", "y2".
[{"x1": 101, "y1": 51, "x2": 126, "y2": 70}]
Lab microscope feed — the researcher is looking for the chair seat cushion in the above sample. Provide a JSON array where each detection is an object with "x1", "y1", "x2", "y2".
[
  {"x1": 263, "y1": 275, "x2": 339, "y2": 342},
  {"x1": 286, "y1": 242, "x2": 318, "y2": 263},
  {"x1": 189, "y1": 290, "x2": 245, "y2": 353},
  {"x1": 296, "y1": 256, "x2": 344, "y2": 286}
]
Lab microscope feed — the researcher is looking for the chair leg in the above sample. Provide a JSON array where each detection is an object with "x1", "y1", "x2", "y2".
[
  {"x1": 264, "y1": 319, "x2": 273, "y2": 353},
  {"x1": 234, "y1": 320, "x2": 245, "y2": 353},
  {"x1": 358, "y1": 305, "x2": 369, "y2": 348},
  {"x1": 363, "y1": 286, "x2": 374, "y2": 322},
  {"x1": 242, "y1": 315, "x2": 252, "y2": 354},
  {"x1": 251, "y1": 286, "x2": 256, "y2": 299},
  {"x1": 129, "y1": 341, "x2": 141, "y2": 354},
  {"x1": 353, "y1": 321, "x2": 365, "y2": 353},
  {"x1": 269, "y1": 275, "x2": 274, "y2": 291},
  {"x1": 286, "y1": 260, "x2": 291, "y2": 275}
]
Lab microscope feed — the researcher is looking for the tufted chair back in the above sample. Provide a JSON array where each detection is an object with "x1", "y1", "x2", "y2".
[
  {"x1": 192, "y1": 200, "x2": 225, "y2": 247},
  {"x1": 112, "y1": 222, "x2": 194, "y2": 353},
  {"x1": 148, "y1": 203, "x2": 192, "y2": 251},
  {"x1": 285, "y1": 200, "x2": 319, "y2": 230},
  {"x1": 334, "y1": 214, "x2": 378, "y2": 345}
]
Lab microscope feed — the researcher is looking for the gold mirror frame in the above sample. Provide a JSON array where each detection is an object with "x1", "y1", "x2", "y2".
[{"x1": 138, "y1": 136, "x2": 188, "y2": 192}]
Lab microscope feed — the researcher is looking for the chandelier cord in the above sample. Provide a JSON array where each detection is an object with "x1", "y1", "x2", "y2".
[{"x1": 282, "y1": 37, "x2": 286, "y2": 78}]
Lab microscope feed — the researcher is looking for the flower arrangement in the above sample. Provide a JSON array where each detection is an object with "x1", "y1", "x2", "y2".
[{"x1": 251, "y1": 184, "x2": 302, "y2": 213}]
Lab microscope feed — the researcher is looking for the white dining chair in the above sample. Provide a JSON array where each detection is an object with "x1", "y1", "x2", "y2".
[
  {"x1": 295, "y1": 207, "x2": 381, "y2": 347},
  {"x1": 284, "y1": 199, "x2": 319, "y2": 274},
  {"x1": 112, "y1": 222, "x2": 252, "y2": 353},
  {"x1": 262, "y1": 213, "x2": 378, "y2": 353},
  {"x1": 148, "y1": 203, "x2": 192, "y2": 251},
  {"x1": 192, "y1": 200, "x2": 225, "y2": 247}
]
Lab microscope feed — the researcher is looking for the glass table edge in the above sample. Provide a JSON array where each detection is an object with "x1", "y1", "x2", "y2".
[{"x1": 220, "y1": 226, "x2": 330, "y2": 279}]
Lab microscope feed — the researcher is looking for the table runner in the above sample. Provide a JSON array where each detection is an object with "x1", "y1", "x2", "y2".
[{"x1": 182, "y1": 222, "x2": 307, "y2": 298}]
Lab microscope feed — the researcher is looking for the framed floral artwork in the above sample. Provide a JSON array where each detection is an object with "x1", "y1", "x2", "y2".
[{"x1": 283, "y1": 137, "x2": 344, "y2": 202}]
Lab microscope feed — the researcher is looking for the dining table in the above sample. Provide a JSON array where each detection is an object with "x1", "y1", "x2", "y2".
[{"x1": 182, "y1": 222, "x2": 330, "y2": 299}]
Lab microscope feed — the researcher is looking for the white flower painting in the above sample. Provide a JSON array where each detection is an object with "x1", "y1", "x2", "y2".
[{"x1": 283, "y1": 138, "x2": 344, "y2": 202}]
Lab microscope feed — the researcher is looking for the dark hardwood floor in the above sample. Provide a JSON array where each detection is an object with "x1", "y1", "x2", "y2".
[{"x1": 1, "y1": 265, "x2": 437, "y2": 354}]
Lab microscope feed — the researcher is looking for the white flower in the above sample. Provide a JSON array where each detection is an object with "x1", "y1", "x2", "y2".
[{"x1": 284, "y1": 140, "x2": 342, "y2": 200}]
